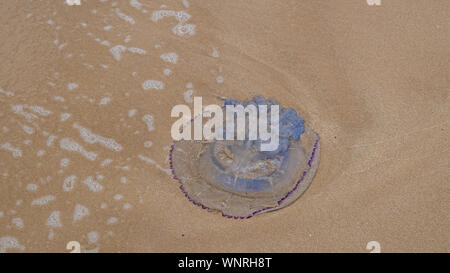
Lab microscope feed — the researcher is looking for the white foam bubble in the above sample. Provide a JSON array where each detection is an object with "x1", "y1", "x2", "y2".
[
  {"x1": 31, "y1": 195, "x2": 55, "y2": 206},
  {"x1": 142, "y1": 80, "x2": 164, "y2": 91},
  {"x1": 73, "y1": 123, "x2": 123, "y2": 152},
  {"x1": 152, "y1": 10, "x2": 195, "y2": 36},
  {"x1": 60, "y1": 113, "x2": 72, "y2": 122},
  {"x1": 184, "y1": 89, "x2": 194, "y2": 103},
  {"x1": 163, "y1": 68, "x2": 172, "y2": 76},
  {"x1": 73, "y1": 204, "x2": 89, "y2": 222},
  {"x1": 160, "y1": 52, "x2": 178, "y2": 64},
  {"x1": 107, "y1": 217, "x2": 118, "y2": 225},
  {"x1": 110, "y1": 45, "x2": 127, "y2": 61},
  {"x1": 154, "y1": 10, "x2": 191, "y2": 23},
  {"x1": 26, "y1": 184, "x2": 38, "y2": 192},
  {"x1": 60, "y1": 158, "x2": 70, "y2": 167},
  {"x1": 144, "y1": 141, "x2": 153, "y2": 148},
  {"x1": 138, "y1": 155, "x2": 171, "y2": 175},
  {"x1": 12, "y1": 217, "x2": 24, "y2": 229},
  {"x1": 128, "y1": 109, "x2": 137, "y2": 117},
  {"x1": 63, "y1": 175, "x2": 77, "y2": 192},
  {"x1": 83, "y1": 176, "x2": 104, "y2": 192},
  {"x1": 0, "y1": 87, "x2": 14, "y2": 97},
  {"x1": 21, "y1": 124, "x2": 34, "y2": 135},
  {"x1": 58, "y1": 42, "x2": 68, "y2": 51},
  {"x1": 100, "y1": 158, "x2": 113, "y2": 167},
  {"x1": 113, "y1": 194, "x2": 123, "y2": 201},
  {"x1": 0, "y1": 237, "x2": 25, "y2": 253},
  {"x1": 130, "y1": 0, "x2": 143, "y2": 9},
  {"x1": 100, "y1": 40, "x2": 111, "y2": 47},
  {"x1": 88, "y1": 231, "x2": 99, "y2": 243},
  {"x1": 11, "y1": 105, "x2": 37, "y2": 120},
  {"x1": 59, "y1": 138, "x2": 98, "y2": 161},
  {"x1": 172, "y1": 23, "x2": 196, "y2": 37},
  {"x1": 212, "y1": 47, "x2": 219, "y2": 58},
  {"x1": 142, "y1": 114, "x2": 155, "y2": 131},
  {"x1": 28, "y1": 105, "x2": 52, "y2": 116},
  {"x1": 46, "y1": 211, "x2": 62, "y2": 227},
  {"x1": 151, "y1": 10, "x2": 177, "y2": 22},
  {"x1": 67, "y1": 82, "x2": 79, "y2": 91},
  {"x1": 115, "y1": 8, "x2": 135, "y2": 24},
  {"x1": 1, "y1": 143, "x2": 22, "y2": 158},
  {"x1": 128, "y1": 47, "x2": 147, "y2": 55},
  {"x1": 99, "y1": 97, "x2": 111, "y2": 105},
  {"x1": 46, "y1": 135, "x2": 57, "y2": 147}
]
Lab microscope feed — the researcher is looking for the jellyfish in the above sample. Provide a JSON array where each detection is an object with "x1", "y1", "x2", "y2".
[{"x1": 169, "y1": 95, "x2": 320, "y2": 218}]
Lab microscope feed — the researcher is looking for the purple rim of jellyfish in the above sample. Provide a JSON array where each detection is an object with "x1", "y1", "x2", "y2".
[{"x1": 169, "y1": 134, "x2": 320, "y2": 219}]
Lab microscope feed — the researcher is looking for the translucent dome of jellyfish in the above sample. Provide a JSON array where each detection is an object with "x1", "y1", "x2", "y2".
[{"x1": 169, "y1": 95, "x2": 320, "y2": 219}]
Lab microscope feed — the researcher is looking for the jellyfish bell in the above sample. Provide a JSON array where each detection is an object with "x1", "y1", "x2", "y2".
[{"x1": 169, "y1": 95, "x2": 320, "y2": 218}]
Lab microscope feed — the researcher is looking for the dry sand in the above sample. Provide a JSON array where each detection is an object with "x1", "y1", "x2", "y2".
[{"x1": 0, "y1": 0, "x2": 448, "y2": 252}]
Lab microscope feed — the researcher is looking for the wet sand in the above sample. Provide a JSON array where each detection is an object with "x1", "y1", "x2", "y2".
[{"x1": 0, "y1": 0, "x2": 448, "y2": 252}]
